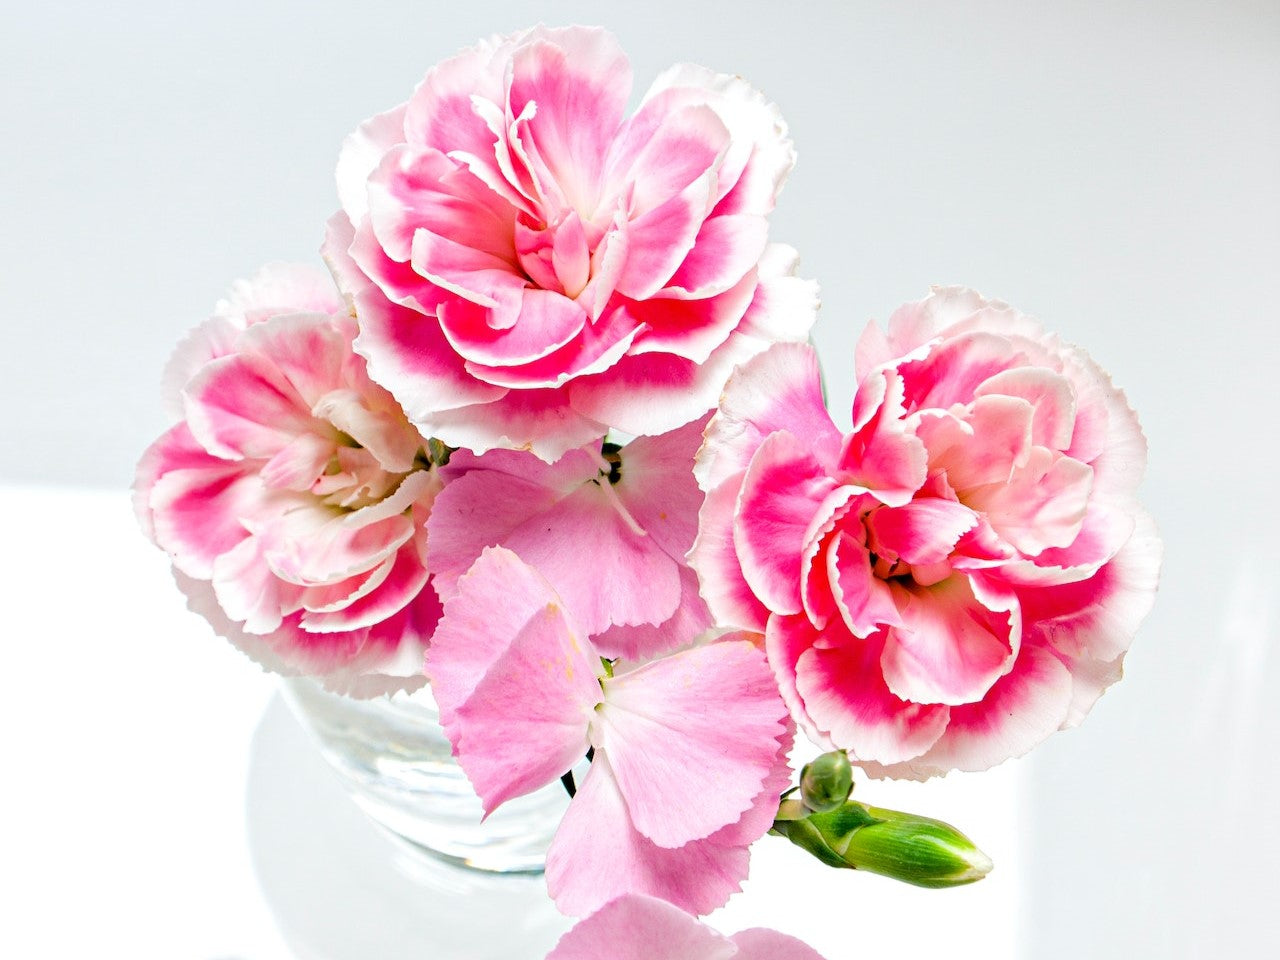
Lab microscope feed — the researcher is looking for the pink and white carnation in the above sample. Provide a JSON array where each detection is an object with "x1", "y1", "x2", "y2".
[
  {"x1": 425, "y1": 547, "x2": 793, "y2": 917},
  {"x1": 135, "y1": 264, "x2": 446, "y2": 696},
  {"x1": 427, "y1": 416, "x2": 712, "y2": 660},
  {"x1": 546, "y1": 894, "x2": 827, "y2": 960},
  {"x1": 691, "y1": 287, "x2": 1162, "y2": 778},
  {"x1": 324, "y1": 25, "x2": 817, "y2": 461}
]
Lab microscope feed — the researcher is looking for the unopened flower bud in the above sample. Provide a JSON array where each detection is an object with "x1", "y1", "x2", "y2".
[
  {"x1": 799, "y1": 751, "x2": 854, "y2": 813},
  {"x1": 771, "y1": 800, "x2": 992, "y2": 889}
]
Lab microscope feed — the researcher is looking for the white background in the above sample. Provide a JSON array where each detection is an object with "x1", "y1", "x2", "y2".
[{"x1": 2, "y1": 1, "x2": 1277, "y2": 957}]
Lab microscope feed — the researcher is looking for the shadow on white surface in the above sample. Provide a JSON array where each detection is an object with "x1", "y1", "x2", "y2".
[{"x1": 245, "y1": 696, "x2": 572, "y2": 960}]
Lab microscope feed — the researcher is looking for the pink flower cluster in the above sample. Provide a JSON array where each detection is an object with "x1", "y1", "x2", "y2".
[{"x1": 136, "y1": 23, "x2": 1160, "y2": 940}]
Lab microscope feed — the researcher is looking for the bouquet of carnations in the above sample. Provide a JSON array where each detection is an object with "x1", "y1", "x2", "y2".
[{"x1": 134, "y1": 25, "x2": 1160, "y2": 956}]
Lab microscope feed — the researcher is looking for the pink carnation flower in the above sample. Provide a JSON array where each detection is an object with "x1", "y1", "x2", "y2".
[
  {"x1": 547, "y1": 894, "x2": 827, "y2": 960},
  {"x1": 425, "y1": 548, "x2": 792, "y2": 917},
  {"x1": 323, "y1": 25, "x2": 817, "y2": 461},
  {"x1": 426, "y1": 416, "x2": 712, "y2": 660},
  {"x1": 692, "y1": 288, "x2": 1162, "y2": 777},
  {"x1": 135, "y1": 265, "x2": 445, "y2": 696}
]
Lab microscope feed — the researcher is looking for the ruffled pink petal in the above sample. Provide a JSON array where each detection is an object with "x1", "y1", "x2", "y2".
[
  {"x1": 662, "y1": 214, "x2": 769, "y2": 300},
  {"x1": 636, "y1": 64, "x2": 795, "y2": 219},
  {"x1": 967, "y1": 448, "x2": 1093, "y2": 556},
  {"x1": 546, "y1": 754, "x2": 752, "y2": 918},
  {"x1": 596, "y1": 640, "x2": 787, "y2": 847},
  {"x1": 729, "y1": 245, "x2": 816, "y2": 344},
  {"x1": 975, "y1": 365, "x2": 1077, "y2": 451},
  {"x1": 695, "y1": 342, "x2": 839, "y2": 491},
  {"x1": 898, "y1": 330, "x2": 1028, "y2": 412},
  {"x1": 437, "y1": 289, "x2": 587, "y2": 367},
  {"x1": 914, "y1": 394, "x2": 1034, "y2": 492},
  {"x1": 507, "y1": 26, "x2": 631, "y2": 215},
  {"x1": 785, "y1": 615, "x2": 950, "y2": 764},
  {"x1": 546, "y1": 895, "x2": 735, "y2": 960},
  {"x1": 1019, "y1": 508, "x2": 1162, "y2": 663},
  {"x1": 879, "y1": 574, "x2": 1018, "y2": 706},
  {"x1": 182, "y1": 352, "x2": 318, "y2": 462},
  {"x1": 299, "y1": 536, "x2": 430, "y2": 633},
  {"x1": 837, "y1": 370, "x2": 927, "y2": 507},
  {"x1": 689, "y1": 472, "x2": 770, "y2": 634},
  {"x1": 335, "y1": 103, "x2": 407, "y2": 223},
  {"x1": 237, "y1": 313, "x2": 353, "y2": 411},
  {"x1": 868, "y1": 643, "x2": 1073, "y2": 780},
  {"x1": 402, "y1": 32, "x2": 513, "y2": 160},
  {"x1": 138, "y1": 424, "x2": 262, "y2": 577},
  {"x1": 866, "y1": 498, "x2": 978, "y2": 566},
  {"x1": 211, "y1": 534, "x2": 301, "y2": 635},
  {"x1": 734, "y1": 431, "x2": 840, "y2": 617},
  {"x1": 827, "y1": 530, "x2": 902, "y2": 638},
  {"x1": 625, "y1": 271, "x2": 756, "y2": 365},
  {"x1": 413, "y1": 386, "x2": 607, "y2": 462},
  {"x1": 351, "y1": 283, "x2": 505, "y2": 404},
  {"x1": 213, "y1": 261, "x2": 345, "y2": 328},
  {"x1": 159, "y1": 315, "x2": 244, "y2": 420}
]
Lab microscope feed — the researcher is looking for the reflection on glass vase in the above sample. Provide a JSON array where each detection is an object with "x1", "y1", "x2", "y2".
[{"x1": 281, "y1": 677, "x2": 569, "y2": 874}]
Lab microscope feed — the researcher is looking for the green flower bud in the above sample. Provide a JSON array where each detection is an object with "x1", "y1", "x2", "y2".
[
  {"x1": 771, "y1": 799, "x2": 992, "y2": 889},
  {"x1": 799, "y1": 751, "x2": 854, "y2": 813}
]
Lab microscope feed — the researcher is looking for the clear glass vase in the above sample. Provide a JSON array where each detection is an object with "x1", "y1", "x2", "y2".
[{"x1": 280, "y1": 677, "x2": 569, "y2": 874}]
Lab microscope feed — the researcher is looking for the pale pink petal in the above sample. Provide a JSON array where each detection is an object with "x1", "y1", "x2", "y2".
[
  {"x1": 689, "y1": 472, "x2": 770, "y2": 634},
  {"x1": 501, "y1": 481, "x2": 681, "y2": 635},
  {"x1": 300, "y1": 538, "x2": 429, "y2": 633},
  {"x1": 213, "y1": 261, "x2": 344, "y2": 328},
  {"x1": 402, "y1": 32, "x2": 513, "y2": 159},
  {"x1": 452, "y1": 590, "x2": 602, "y2": 814},
  {"x1": 914, "y1": 394, "x2": 1033, "y2": 492},
  {"x1": 695, "y1": 342, "x2": 839, "y2": 491},
  {"x1": 593, "y1": 565, "x2": 714, "y2": 661},
  {"x1": 415, "y1": 387, "x2": 607, "y2": 462},
  {"x1": 612, "y1": 416, "x2": 708, "y2": 560},
  {"x1": 734, "y1": 431, "x2": 840, "y2": 617},
  {"x1": 547, "y1": 895, "x2": 735, "y2": 960},
  {"x1": 880, "y1": 574, "x2": 1018, "y2": 706},
  {"x1": 211, "y1": 534, "x2": 299, "y2": 635},
  {"x1": 975, "y1": 365, "x2": 1077, "y2": 451},
  {"x1": 596, "y1": 640, "x2": 787, "y2": 847},
  {"x1": 731, "y1": 929, "x2": 829, "y2": 960},
  {"x1": 546, "y1": 755, "x2": 751, "y2": 918},
  {"x1": 426, "y1": 546, "x2": 580, "y2": 729},
  {"x1": 159, "y1": 315, "x2": 243, "y2": 420}
]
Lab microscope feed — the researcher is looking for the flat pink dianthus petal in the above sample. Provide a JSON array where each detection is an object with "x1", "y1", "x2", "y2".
[
  {"x1": 426, "y1": 546, "x2": 579, "y2": 728},
  {"x1": 502, "y1": 481, "x2": 681, "y2": 635},
  {"x1": 731, "y1": 929, "x2": 829, "y2": 960},
  {"x1": 546, "y1": 755, "x2": 752, "y2": 918},
  {"x1": 593, "y1": 565, "x2": 714, "y2": 661},
  {"x1": 453, "y1": 589, "x2": 602, "y2": 813},
  {"x1": 597, "y1": 640, "x2": 787, "y2": 847},
  {"x1": 612, "y1": 416, "x2": 708, "y2": 560},
  {"x1": 547, "y1": 895, "x2": 735, "y2": 960}
]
